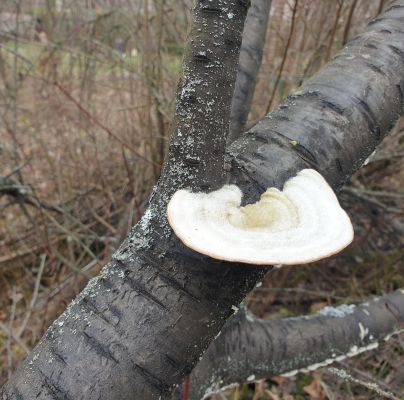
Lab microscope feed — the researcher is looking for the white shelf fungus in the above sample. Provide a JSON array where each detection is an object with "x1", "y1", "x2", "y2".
[{"x1": 167, "y1": 169, "x2": 354, "y2": 265}]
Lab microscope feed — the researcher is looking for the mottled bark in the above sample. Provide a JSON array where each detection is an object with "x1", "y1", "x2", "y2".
[
  {"x1": 2, "y1": 2, "x2": 404, "y2": 400},
  {"x1": 229, "y1": 0, "x2": 272, "y2": 143},
  {"x1": 188, "y1": 290, "x2": 404, "y2": 399}
]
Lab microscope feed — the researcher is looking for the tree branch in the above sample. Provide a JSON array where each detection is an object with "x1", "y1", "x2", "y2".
[
  {"x1": 188, "y1": 289, "x2": 404, "y2": 399},
  {"x1": 265, "y1": 0, "x2": 299, "y2": 115},
  {"x1": 229, "y1": 0, "x2": 272, "y2": 142},
  {"x1": 0, "y1": 175, "x2": 61, "y2": 213},
  {"x1": 228, "y1": 2, "x2": 404, "y2": 202}
]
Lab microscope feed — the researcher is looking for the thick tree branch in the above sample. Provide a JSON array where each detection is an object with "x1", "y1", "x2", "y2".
[
  {"x1": 228, "y1": 2, "x2": 404, "y2": 202},
  {"x1": 188, "y1": 290, "x2": 404, "y2": 399},
  {"x1": 1, "y1": 2, "x2": 257, "y2": 399},
  {"x1": 229, "y1": 0, "x2": 272, "y2": 142}
]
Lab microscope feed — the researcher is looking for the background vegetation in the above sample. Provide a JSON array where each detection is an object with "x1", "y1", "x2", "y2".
[{"x1": 0, "y1": 0, "x2": 403, "y2": 398}]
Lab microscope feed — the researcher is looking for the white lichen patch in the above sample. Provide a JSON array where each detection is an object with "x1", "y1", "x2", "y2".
[
  {"x1": 303, "y1": 358, "x2": 340, "y2": 372},
  {"x1": 139, "y1": 208, "x2": 154, "y2": 231},
  {"x1": 282, "y1": 342, "x2": 380, "y2": 377},
  {"x1": 282, "y1": 369, "x2": 299, "y2": 378},
  {"x1": 180, "y1": 78, "x2": 203, "y2": 101},
  {"x1": 246, "y1": 310, "x2": 256, "y2": 322},
  {"x1": 347, "y1": 342, "x2": 379, "y2": 357},
  {"x1": 363, "y1": 149, "x2": 377, "y2": 166},
  {"x1": 214, "y1": 329, "x2": 223, "y2": 341},
  {"x1": 328, "y1": 367, "x2": 398, "y2": 399},
  {"x1": 318, "y1": 304, "x2": 356, "y2": 318},
  {"x1": 358, "y1": 322, "x2": 369, "y2": 341},
  {"x1": 202, "y1": 382, "x2": 239, "y2": 400}
]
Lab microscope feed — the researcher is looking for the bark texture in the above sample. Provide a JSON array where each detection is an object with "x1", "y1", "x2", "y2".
[
  {"x1": 228, "y1": 2, "x2": 404, "y2": 203},
  {"x1": 188, "y1": 290, "x2": 404, "y2": 399},
  {"x1": 2, "y1": 2, "x2": 404, "y2": 400},
  {"x1": 229, "y1": 0, "x2": 272, "y2": 142}
]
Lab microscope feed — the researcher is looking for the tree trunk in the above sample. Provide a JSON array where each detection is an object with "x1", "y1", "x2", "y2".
[
  {"x1": 1, "y1": 1, "x2": 255, "y2": 399},
  {"x1": 2, "y1": 2, "x2": 404, "y2": 400}
]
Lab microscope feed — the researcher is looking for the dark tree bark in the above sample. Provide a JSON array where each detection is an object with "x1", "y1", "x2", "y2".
[
  {"x1": 229, "y1": 0, "x2": 272, "y2": 142},
  {"x1": 1, "y1": 2, "x2": 257, "y2": 399},
  {"x1": 227, "y1": 2, "x2": 404, "y2": 203},
  {"x1": 2, "y1": 2, "x2": 404, "y2": 400},
  {"x1": 188, "y1": 290, "x2": 404, "y2": 399}
]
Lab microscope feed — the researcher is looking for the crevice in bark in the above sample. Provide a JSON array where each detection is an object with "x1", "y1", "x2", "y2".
[
  {"x1": 82, "y1": 295, "x2": 122, "y2": 330},
  {"x1": 36, "y1": 367, "x2": 72, "y2": 400},
  {"x1": 385, "y1": 3, "x2": 404, "y2": 11},
  {"x1": 291, "y1": 143, "x2": 319, "y2": 169},
  {"x1": 389, "y1": 44, "x2": 404, "y2": 60},
  {"x1": 82, "y1": 332, "x2": 119, "y2": 364},
  {"x1": 48, "y1": 346, "x2": 68, "y2": 367},
  {"x1": 132, "y1": 362, "x2": 171, "y2": 394},
  {"x1": 122, "y1": 273, "x2": 169, "y2": 311}
]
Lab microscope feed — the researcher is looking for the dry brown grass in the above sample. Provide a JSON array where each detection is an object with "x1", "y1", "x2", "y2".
[
  {"x1": 0, "y1": 0, "x2": 189, "y2": 383},
  {"x1": 0, "y1": 0, "x2": 403, "y2": 398}
]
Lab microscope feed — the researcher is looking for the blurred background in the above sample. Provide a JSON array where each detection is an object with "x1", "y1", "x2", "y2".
[{"x1": 0, "y1": 0, "x2": 403, "y2": 398}]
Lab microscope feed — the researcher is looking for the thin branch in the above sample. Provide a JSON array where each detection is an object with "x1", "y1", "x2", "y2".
[
  {"x1": 16, "y1": 254, "x2": 47, "y2": 338},
  {"x1": 327, "y1": 367, "x2": 400, "y2": 400},
  {"x1": 342, "y1": 0, "x2": 358, "y2": 45},
  {"x1": 265, "y1": 0, "x2": 299, "y2": 114},
  {"x1": 378, "y1": 0, "x2": 386, "y2": 14},
  {"x1": 229, "y1": 0, "x2": 273, "y2": 142},
  {"x1": 54, "y1": 82, "x2": 158, "y2": 166},
  {"x1": 326, "y1": 0, "x2": 345, "y2": 60}
]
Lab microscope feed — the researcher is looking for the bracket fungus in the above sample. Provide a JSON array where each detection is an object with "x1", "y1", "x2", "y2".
[{"x1": 167, "y1": 169, "x2": 354, "y2": 265}]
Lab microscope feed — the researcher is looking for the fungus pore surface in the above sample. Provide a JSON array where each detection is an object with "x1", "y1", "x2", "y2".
[{"x1": 167, "y1": 169, "x2": 354, "y2": 265}]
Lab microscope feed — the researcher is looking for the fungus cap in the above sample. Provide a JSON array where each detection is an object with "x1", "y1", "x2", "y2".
[{"x1": 167, "y1": 169, "x2": 354, "y2": 265}]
